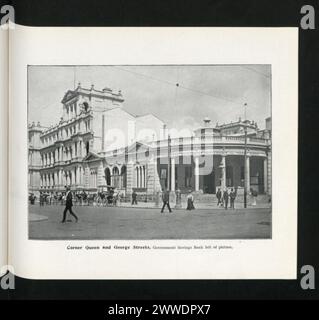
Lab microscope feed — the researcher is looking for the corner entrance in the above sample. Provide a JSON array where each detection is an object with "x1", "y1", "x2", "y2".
[{"x1": 203, "y1": 170, "x2": 215, "y2": 194}]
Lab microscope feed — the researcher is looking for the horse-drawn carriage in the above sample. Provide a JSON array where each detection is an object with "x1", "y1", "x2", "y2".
[
  {"x1": 97, "y1": 185, "x2": 118, "y2": 206},
  {"x1": 74, "y1": 185, "x2": 121, "y2": 206}
]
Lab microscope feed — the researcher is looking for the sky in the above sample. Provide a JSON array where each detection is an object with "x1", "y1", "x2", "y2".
[{"x1": 28, "y1": 65, "x2": 271, "y2": 131}]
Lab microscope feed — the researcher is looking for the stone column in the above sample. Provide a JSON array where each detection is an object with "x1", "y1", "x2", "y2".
[
  {"x1": 135, "y1": 167, "x2": 139, "y2": 188},
  {"x1": 79, "y1": 166, "x2": 82, "y2": 185},
  {"x1": 221, "y1": 155, "x2": 226, "y2": 190},
  {"x1": 126, "y1": 162, "x2": 134, "y2": 194},
  {"x1": 263, "y1": 157, "x2": 268, "y2": 194},
  {"x1": 63, "y1": 171, "x2": 66, "y2": 186},
  {"x1": 171, "y1": 158, "x2": 175, "y2": 191},
  {"x1": 140, "y1": 166, "x2": 143, "y2": 188},
  {"x1": 53, "y1": 172, "x2": 57, "y2": 188},
  {"x1": 142, "y1": 166, "x2": 145, "y2": 188},
  {"x1": 76, "y1": 167, "x2": 80, "y2": 185},
  {"x1": 267, "y1": 151, "x2": 272, "y2": 195},
  {"x1": 245, "y1": 155, "x2": 250, "y2": 192},
  {"x1": 194, "y1": 156, "x2": 199, "y2": 192},
  {"x1": 71, "y1": 170, "x2": 75, "y2": 186}
]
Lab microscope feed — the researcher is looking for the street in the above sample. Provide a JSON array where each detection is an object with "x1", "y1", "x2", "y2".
[{"x1": 29, "y1": 204, "x2": 271, "y2": 240}]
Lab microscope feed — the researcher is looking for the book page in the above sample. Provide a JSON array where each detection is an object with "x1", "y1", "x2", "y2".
[
  {"x1": 9, "y1": 25, "x2": 298, "y2": 279},
  {"x1": 0, "y1": 28, "x2": 8, "y2": 273}
]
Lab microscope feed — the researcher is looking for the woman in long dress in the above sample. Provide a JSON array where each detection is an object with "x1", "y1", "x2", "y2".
[{"x1": 186, "y1": 190, "x2": 195, "y2": 210}]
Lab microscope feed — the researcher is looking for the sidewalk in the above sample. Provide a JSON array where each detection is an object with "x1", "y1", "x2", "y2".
[{"x1": 117, "y1": 200, "x2": 271, "y2": 210}]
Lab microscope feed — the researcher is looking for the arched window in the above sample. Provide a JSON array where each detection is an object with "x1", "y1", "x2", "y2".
[
  {"x1": 83, "y1": 102, "x2": 89, "y2": 112},
  {"x1": 86, "y1": 141, "x2": 90, "y2": 155}
]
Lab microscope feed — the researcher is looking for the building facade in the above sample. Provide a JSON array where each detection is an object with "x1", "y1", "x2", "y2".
[{"x1": 28, "y1": 85, "x2": 272, "y2": 197}]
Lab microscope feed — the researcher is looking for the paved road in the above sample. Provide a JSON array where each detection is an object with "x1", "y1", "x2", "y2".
[{"x1": 29, "y1": 204, "x2": 271, "y2": 240}]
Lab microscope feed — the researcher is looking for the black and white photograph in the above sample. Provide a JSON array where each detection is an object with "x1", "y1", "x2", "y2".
[{"x1": 28, "y1": 65, "x2": 272, "y2": 240}]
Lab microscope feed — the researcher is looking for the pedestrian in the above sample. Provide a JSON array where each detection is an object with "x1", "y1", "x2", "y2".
[
  {"x1": 229, "y1": 188, "x2": 236, "y2": 209},
  {"x1": 29, "y1": 193, "x2": 35, "y2": 205},
  {"x1": 186, "y1": 190, "x2": 195, "y2": 210},
  {"x1": 161, "y1": 188, "x2": 172, "y2": 213},
  {"x1": 216, "y1": 188, "x2": 222, "y2": 207},
  {"x1": 131, "y1": 190, "x2": 138, "y2": 205},
  {"x1": 39, "y1": 192, "x2": 44, "y2": 206},
  {"x1": 61, "y1": 186, "x2": 78, "y2": 223},
  {"x1": 223, "y1": 188, "x2": 229, "y2": 210}
]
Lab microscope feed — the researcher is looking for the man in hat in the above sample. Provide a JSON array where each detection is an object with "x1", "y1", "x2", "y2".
[
  {"x1": 61, "y1": 186, "x2": 78, "y2": 223},
  {"x1": 161, "y1": 188, "x2": 172, "y2": 213}
]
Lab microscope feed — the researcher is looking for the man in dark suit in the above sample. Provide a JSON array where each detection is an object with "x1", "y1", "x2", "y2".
[
  {"x1": 131, "y1": 190, "x2": 138, "y2": 205},
  {"x1": 161, "y1": 189, "x2": 172, "y2": 213},
  {"x1": 223, "y1": 188, "x2": 229, "y2": 210},
  {"x1": 229, "y1": 188, "x2": 236, "y2": 209},
  {"x1": 61, "y1": 186, "x2": 78, "y2": 223}
]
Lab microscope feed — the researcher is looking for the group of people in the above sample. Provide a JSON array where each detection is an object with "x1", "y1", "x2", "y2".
[
  {"x1": 33, "y1": 189, "x2": 122, "y2": 207},
  {"x1": 159, "y1": 187, "x2": 238, "y2": 213},
  {"x1": 160, "y1": 189, "x2": 195, "y2": 213},
  {"x1": 216, "y1": 187, "x2": 237, "y2": 210},
  {"x1": 133, "y1": 187, "x2": 239, "y2": 214}
]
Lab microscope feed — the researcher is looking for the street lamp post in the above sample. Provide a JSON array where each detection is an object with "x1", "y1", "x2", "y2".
[
  {"x1": 244, "y1": 103, "x2": 248, "y2": 209},
  {"x1": 167, "y1": 134, "x2": 171, "y2": 191}
]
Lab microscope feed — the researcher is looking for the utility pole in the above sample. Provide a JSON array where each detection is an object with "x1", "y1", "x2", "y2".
[
  {"x1": 167, "y1": 134, "x2": 171, "y2": 191},
  {"x1": 244, "y1": 103, "x2": 248, "y2": 208}
]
